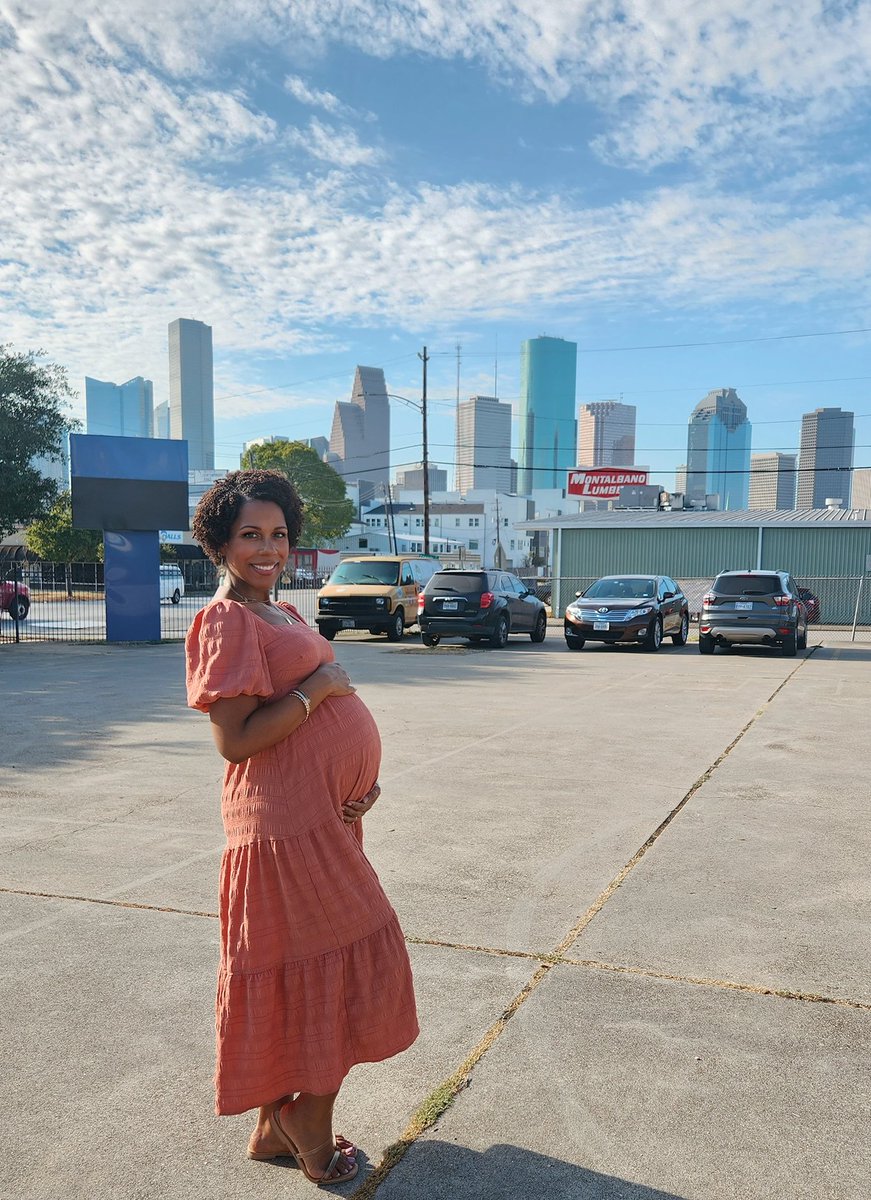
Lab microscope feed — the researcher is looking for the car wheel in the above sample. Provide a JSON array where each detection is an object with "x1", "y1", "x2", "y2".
[
  {"x1": 672, "y1": 611, "x2": 689, "y2": 646},
  {"x1": 386, "y1": 609, "x2": 404, "y2": 642},
  {"x1": 8, "y1": 597, "x2": 29, "y2": 620},
  {"x1": 781, "y1": 632, "x2": 797, "y2": 657},
  {"x1": 530, "y1": 611, "x2": 547, "y2": 643},
  {"x1": 421, "y1": 632, "x2": 439, "y2": 647},
  {"x1": 171, "y1": 588, "x2": 181, "y2": 604},
  {"x1": 644, "y1": 616, "x2": 663, "y2": 652},
  {"x1": 490, "y1": 614, "x2": 509, "y2": 648},
  {"x1": 319, "y1": 625, "x2": 337, "y2": 641},
  {"x1": 565, "y1": 635, "x2": 585, "y2": 651},
  {"x1": 699, "y1": 633, "x2": 715, "y2": 655}
]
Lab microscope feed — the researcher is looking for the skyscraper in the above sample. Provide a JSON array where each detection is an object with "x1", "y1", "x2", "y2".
[
  {"x1": 685, "y1": 388, "x2": 751, "y2": 509},
  {"x1": 85, "y1": 376, "x2": 154, "y2": 438},
  {"x1": 577, "y1": 401, "x2": 636, "y2": 467},
  {"x1": 851, "y1": 467, "x2": 871, "y2": 509},
  {"x1": 796, "y1": 407, "x2": 855, "y2": 509},
  {"x1": 517, "y1": 336, "x2": 577, "y2": 493},
  {"x1": 153, "y1": 401, "x2": 170, "y2": 439},
  {"x1": 168, "y1": 318, "x2": 214, "y2": 471},
  {"x1": 328, "y1": 366, "x2": 390, "y2": 496},
  {"x1": 748, "y1": 453, "x2": 797, "y2": 510},
  {"x1": 455, "y1": 395, "x2": 512, "y2": 494}
]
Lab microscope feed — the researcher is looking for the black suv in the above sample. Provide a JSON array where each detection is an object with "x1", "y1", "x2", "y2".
[
  {"x1": 699, "y1": 570, "x2": 808, "y2": 656},
  {"x1": 418, "y1": 569, "x2": 548, "y2": 648}
]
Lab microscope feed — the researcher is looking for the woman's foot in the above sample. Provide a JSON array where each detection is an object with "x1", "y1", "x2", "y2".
[
  {"x1": 273, "y1": 1094, "x2": 358, "y2": 1183},
  {"x1": 247, "y1": 1095, "x2": 356, "y2": 1164}
]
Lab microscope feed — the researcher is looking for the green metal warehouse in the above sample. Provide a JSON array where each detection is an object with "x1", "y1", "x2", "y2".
[{"x1": 521, "y1": 508, "x2": 871, "y2": 624}]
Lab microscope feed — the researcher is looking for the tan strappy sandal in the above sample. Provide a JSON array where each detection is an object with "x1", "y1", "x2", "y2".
[{"x1": 271, "y1": 1108, "x2": 359, "y2": 1187}]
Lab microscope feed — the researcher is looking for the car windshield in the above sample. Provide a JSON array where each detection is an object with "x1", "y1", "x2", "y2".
[
  {"x1": 713, "y1": 574, "x2": 782, "y2": 596},
  {"x1": 584, "y1": 577, "x2": 656, "y2": 599},
  {"x1": 328, "y1": 562, "x2": 399, "y2": 585},
  {"x1": 428, "y1": 573, "x2": 487, "y2": 595}
]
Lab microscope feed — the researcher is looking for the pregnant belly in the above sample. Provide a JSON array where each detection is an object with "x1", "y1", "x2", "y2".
[{"x1": 310, "y1": 692, "x2": 382, "y2": 804}]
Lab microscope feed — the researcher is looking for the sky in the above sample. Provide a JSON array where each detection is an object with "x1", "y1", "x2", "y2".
[{"x1": 2, "y1": 1, "x2": 870, "y2": 490}]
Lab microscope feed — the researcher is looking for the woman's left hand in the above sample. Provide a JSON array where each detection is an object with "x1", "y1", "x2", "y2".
[{"x1": 342, "y1": 782, "x2": 381, "y2": 824}]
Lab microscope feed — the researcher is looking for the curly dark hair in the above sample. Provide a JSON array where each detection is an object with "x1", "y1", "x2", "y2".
[{"x1": 192, "y1": 469, "x2": 304, "y2": 563}]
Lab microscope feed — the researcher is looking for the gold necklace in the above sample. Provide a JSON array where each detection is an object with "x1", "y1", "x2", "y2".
[{"x1": 225, "y1": 582, "x2": 295, "y2": 625}]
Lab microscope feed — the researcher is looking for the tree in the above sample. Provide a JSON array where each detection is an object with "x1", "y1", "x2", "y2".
[
  {"x1": 26, "y1": 492, "x2": 102, "y2": 597},
  {"x1": 240, "y1": 440, "x2": 355, "y2": 546},
  {"x1": 0, "y1": 345, "x2": 77, "y2": 537}
]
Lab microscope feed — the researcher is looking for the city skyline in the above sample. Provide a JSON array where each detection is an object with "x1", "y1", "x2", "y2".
[{"x1": 3, "y1": 6, "x2": 869, "y2": 492}]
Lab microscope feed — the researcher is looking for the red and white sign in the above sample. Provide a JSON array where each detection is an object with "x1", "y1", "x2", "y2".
[{"x1": 567, "y1": 467, "x2": 650, "y2": 499}]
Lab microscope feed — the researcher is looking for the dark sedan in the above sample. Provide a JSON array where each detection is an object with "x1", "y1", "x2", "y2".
[
  {"x1": 419, "y1": 568, "x2": 548, "y2": 648},
  {"x1": 564, "y1": 575, "x2": 689, "y2": 652}
]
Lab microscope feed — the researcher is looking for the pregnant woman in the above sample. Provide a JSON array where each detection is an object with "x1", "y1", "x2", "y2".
[{"x1": 185, "y1": 469, "x2": 418, "y2": 1187}]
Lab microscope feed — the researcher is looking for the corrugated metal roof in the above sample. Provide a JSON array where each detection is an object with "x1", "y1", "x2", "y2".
[{"x1": 520, "y1": 508, "x2": 871, "y2": 531}]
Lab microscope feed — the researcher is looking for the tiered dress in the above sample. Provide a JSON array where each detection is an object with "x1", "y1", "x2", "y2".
[{"x1": 185, "y1": 599, "x2": 418, "y2": 1115}]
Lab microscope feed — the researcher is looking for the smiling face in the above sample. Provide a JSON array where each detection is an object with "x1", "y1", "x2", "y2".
[{"x1": 219, "y1": 498, "x2": 290, "y2": 600}]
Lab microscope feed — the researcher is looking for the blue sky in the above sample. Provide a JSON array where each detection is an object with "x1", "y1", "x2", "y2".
[{"x1": 2, "y1": 1, "x2": 870, "y2": 489}]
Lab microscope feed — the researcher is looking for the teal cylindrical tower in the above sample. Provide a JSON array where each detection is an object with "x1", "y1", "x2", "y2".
[{"x1": 518, "y1": 336, "x2": 577, "y2": 494}]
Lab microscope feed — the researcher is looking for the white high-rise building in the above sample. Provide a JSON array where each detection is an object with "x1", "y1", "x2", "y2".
[
  {"x1": 153, "y1": 401, "x2": 170, "y2": 439},
  {"x1": 85, "y1": 376, "x2": 154, "y2": 438},
  {"x1": 796, "y1": 407, "x2": 854, "y2": 509},
  {"x1": 577, "y1": 401, "x2": 636, "y2": 467},
  {"x1": 328, "y1": 366, "x2": 390, "y2": 496},
  {"x1": 168, "y1": 318, "x2": 214, "y2": 470},
  {"x1": 748, "y1": 453, "x2": 797, "y2": 510},
  {"x1": 455, "y1": 395, "x2": 512, "y2": 494},
  {"x1": 851, "y1": 468, "x2": 871, "y2": 509}
]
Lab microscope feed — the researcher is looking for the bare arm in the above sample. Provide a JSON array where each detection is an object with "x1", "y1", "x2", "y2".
[{"x1": 207, "y1": 662, "x2": 355, "y2": 763}]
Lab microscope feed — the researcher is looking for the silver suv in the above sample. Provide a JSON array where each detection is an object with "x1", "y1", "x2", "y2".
[{"x1": 700, "y1": 570, "x2": 808, "y2": 656}]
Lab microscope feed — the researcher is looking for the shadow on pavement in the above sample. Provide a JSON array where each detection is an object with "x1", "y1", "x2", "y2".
[{"x1": 372, "y1": 1141, "x2": 688, "y2": 1199}]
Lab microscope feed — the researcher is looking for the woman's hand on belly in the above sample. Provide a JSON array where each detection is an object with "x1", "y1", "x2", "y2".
[{"x1": 342, "y1": 781, "x2": 381, "y2": 824}]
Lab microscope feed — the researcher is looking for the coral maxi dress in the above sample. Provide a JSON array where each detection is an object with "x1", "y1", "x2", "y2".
[{"x1": 186, "y1": 599, "x2": 418, "y2": 1115}]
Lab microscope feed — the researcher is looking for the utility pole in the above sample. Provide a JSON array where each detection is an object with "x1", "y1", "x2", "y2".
[{"x1": 419, "y1": 345, "x2": 430, "y2": 555}]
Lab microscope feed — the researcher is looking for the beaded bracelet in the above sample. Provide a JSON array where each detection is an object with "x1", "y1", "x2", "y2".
[{"x1": 289, "y1": 688, "x2": 312, "y2": 722}]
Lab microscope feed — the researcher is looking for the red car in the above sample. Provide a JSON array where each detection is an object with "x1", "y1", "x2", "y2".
[
  {"x1": 798, "y1": 587, "x2": 820, "y2": 624},
  {"x1": 1, "y1": 578, "x2": 30, "y2": 620}
]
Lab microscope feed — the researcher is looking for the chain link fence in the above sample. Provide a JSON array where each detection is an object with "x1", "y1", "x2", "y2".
[{"x1": 3, "y1": 563, "x2": 869, "y2": 644}]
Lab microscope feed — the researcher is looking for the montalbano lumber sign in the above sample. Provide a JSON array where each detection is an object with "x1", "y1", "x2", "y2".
[{"x1": 567, "y1": 468, "x2": 649, "y2": 500}]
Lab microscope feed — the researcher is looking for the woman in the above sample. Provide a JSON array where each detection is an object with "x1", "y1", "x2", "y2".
[{"x1": 185, "y1": 469, "x2": 418, "y2": 1187}]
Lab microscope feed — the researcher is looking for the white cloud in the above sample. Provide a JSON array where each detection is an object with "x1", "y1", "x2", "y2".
[
  {"x1": 1, "y1": 0, "x2": 870, "y2": 411},
  {"x1": 284, "y1": 74, "x2": 344, "y2": 115}
]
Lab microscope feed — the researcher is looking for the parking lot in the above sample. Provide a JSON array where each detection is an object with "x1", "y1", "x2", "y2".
[{"x1": 1, "y1": 635, "x2": 868, "y2": 1199}]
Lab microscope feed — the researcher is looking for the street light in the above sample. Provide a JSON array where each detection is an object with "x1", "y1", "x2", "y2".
[{"x1": 387, "y1": 352, "x2": 431, "y2": 555}]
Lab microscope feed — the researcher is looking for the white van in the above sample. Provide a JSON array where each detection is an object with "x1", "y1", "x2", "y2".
[{"x1": 159, "y1": 564, "x2": 185, "y2": 604}]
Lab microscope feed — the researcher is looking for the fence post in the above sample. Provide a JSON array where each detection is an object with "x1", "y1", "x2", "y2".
[
  {"x1": 12, "y1": 566, "x2": 21, "y2": 644},
  {"x1": 850, "y1": 575, "x2": 865, "y2": 643}
]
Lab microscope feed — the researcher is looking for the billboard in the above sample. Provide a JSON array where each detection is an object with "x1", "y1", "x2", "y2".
[{"x1": 567, "y1": 467, "x2": 649, "y2": 500}]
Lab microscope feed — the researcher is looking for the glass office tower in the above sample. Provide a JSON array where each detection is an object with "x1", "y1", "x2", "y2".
[
  {"x1": 85, "y1": 376, "x2": 154, "y2": 438},
  {"x1": 685, "y1": 388, "x2": 751, "y2": 510},
  {"x1": 517, "y1": 336, "x2": 577, "y2": 493}
]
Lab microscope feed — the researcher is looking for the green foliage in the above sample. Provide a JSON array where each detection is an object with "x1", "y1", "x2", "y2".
[
  {"x1": 240, "y1": 439, "x2": 355, "y2": 546},
  {"x1": 0, "y1": 345, "x2": 77, "y2": 537},
  {"x1": 26, "y1": 492, "x2": 103, "y2": 563}
]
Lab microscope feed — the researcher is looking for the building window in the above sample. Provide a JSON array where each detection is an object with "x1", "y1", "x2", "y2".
[
  {"x1": 510, "y1": 540, "x2": 515, "y2": 550},
  {"x1": 359, "y1": 538, "x2": 368, "y2": 548},
  {"x1": 455, "y1": 518, "x2": 460, "y2": 526},
  {"x1": 469, "y1": 540, "x2": 478, "y2": 550},
  {"x1": 472, "y1": 517, "x2": 480, "y2": 527}
]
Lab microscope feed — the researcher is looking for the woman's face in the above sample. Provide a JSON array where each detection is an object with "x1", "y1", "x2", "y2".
[{"x1": 219, "y1": 498, "x2": 290, "y2": 597}]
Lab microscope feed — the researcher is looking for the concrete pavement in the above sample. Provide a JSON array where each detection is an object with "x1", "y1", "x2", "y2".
[{"x1": 1, "y1": 635, "x2": 868, "y2": 1199}]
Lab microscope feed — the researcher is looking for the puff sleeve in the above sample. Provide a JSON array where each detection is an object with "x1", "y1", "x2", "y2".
[{"x1": 185, "y1": 601, "x2": 273, "y2": 713}]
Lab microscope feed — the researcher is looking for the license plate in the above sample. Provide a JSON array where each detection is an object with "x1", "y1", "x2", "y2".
[
  {"x1": 594, "y1": 621, "x2": 610, "y2": 631},
  {"x1": 340, "y1": 618, "x2": 355, "y2": 627},
  {"x1": 735, "y1": 601, "x2": 753, "y2": 611},
  {"x1": 442, "y1": 600, "x2": 458, "y2": 611}
]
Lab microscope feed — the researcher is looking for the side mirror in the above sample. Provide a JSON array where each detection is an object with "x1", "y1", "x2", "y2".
[
  {"x1": 663, "y1": 591, "x2": 675, "y2": 600},
  {"x1": 575, "y1": 591, "x2": 583, "y2": 599}
]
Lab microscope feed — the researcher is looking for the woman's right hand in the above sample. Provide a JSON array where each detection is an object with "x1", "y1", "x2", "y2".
[{"x1": 311, "y1": 662, "x2": 356, "y2": 698}]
